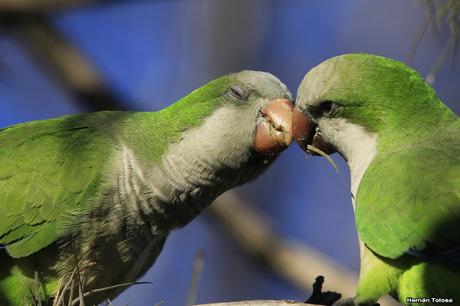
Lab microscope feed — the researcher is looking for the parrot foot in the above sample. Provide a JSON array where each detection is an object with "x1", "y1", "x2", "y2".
[
  {"x1": 305, "y1": 275, "x2": 341, "y2": 306},
  {"x1": 331, "y1": 297, "x2": 380, "y2": 306}
]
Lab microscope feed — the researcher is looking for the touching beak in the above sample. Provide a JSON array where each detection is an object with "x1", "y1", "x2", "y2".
[
  {"x1": 292, "y1": 106, "x2": 336, "y2": 155},
  {"x1": 253, "y1": 98, "x2": 294, "y2": 156}
]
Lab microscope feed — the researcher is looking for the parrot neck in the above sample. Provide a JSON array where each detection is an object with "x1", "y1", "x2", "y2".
[
  {"x1": 115, "y1": 107, "x2": 270, "y2": 234},
  {"x1": 331, "y1": 120, "x2": 379, "y2": 208},
  {"x1": 381, "y1": 98, "x2": 457, "y2": 141},
  {"x1": 332, "y1": 100, "x2": 458, "y2": 207},
  {"x1": 316, "y1": 117, "x2": 378, "y2": 208}
]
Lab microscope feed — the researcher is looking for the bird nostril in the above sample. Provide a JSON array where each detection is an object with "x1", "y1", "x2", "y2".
[{"x1": 273, "y1": 122, "x2": 285, "y2": 132}]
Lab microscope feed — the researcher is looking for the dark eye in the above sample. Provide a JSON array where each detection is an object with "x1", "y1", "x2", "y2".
[
  {"x1": 227, "y1": 85, "x2": 247, "y2": 100},
  {"x1": 318, "y1": 101, "x2": 337, "y2": 116}
]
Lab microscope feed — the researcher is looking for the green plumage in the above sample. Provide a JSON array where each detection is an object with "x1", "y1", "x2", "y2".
[
  {"x1": 355, "y1": 120, "x2": 460, "y2": 305},
  {"x1": 0, "y1": 112, "x2": 112, "y2": 258},
  {"x1": 0, "y1": 71, "x2": 292, "y2": 305},
  {"x1": 296, "y1": 54, "x2": 460, "y2": 306},
  {"x1": 357, "y1": 121, "x2": 460, "y2": 259},
  {"x1": 0, "y1": 75, "x2": 229, "y2": 257}
]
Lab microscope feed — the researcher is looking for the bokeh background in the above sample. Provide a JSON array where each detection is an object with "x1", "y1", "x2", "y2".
[{"x1": 1, "y1": 1, "x2": 459, "y2": 305}]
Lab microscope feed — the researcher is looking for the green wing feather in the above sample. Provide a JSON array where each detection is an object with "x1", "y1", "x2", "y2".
[
  {"x1": 0, "y1": 74, "x2": 234, "y2": 259},
  {"x1": 0, "y1": 112, "x2": 119, "y2": 258},
  {"x1": 356, "y1": 121, "x2": 460, "y2": 259}
]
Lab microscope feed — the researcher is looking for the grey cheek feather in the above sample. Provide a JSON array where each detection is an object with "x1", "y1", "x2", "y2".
[
  {"x1": 296, "y1": 57, "x2": 345, "y2": 110},
  {"x1": 236, "y1": 70, "x2": 292, "y2": 100}
]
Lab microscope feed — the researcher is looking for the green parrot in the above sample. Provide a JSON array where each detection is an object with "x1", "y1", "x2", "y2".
[
  {"x1": 293, "y1": 54, "x2": 460, "y2": 306},
  {"x1": 0, "y1": 70, "x2": 294, "y2": 305}
]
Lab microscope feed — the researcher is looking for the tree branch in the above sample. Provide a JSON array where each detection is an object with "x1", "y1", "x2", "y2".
[
  {"x1": 7, "y1": 15, "x2": 129, "y2": 111},
  {"x1": 209, "y1": 193, "x2": 400, "y2": 306},
  {"x1": 210, "y1": 193, "x2": 358, "y2": 296},
  {"x1": 196, "y1": 301, "x2": 316, "y2": 306},
  {"x1": 0, "y1": 0, "x2": 108, "y2": 14}
]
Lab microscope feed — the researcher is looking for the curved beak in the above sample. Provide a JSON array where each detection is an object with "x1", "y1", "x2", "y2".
[
  {"x1": 292, "y1": 106, "x2": 336, "y2": 155},
  {"x1": 253, "y1": 98, "x2": 294, "y2": 156},
  {"x1": 292, "y1": 106, "x2": 314, "y2": 150}
]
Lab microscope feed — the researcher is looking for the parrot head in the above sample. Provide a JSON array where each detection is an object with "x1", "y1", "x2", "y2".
[
  {"x1": 292, "y1": 53, "x2": 454, "y2": 163},
  {"x1": 177, "y1": 70, "x2": 295, "y2": 162},
  {"x1": 157, "y1": 70, "x2": 295, "y2": 193},
  {"x1": 224, "y1": 70, "x2": 294, "y2": 159}
]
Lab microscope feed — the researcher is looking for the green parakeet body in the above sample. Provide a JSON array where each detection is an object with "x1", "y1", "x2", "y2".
[
  {"x1": 294, "y1": 54, "x2": 460, "y2": 306},
  {"x1": 0, "y1": 71, "x2": 294, "y2": 305}
]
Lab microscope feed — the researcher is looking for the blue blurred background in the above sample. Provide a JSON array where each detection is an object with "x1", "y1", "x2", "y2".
[{"x1": 1, "y1": 0, "x2": 459, "y2": 305}]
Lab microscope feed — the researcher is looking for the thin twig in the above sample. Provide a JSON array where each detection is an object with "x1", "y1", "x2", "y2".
[
  {"x1": 187, "y1": 250, "x2": 205, "y2": 306},
  {"x1": 78, "y1": 277, "x2": 85, "y2": 306},
  {"x1": 34, "y1": 271, "x2": 42, "y2": 306},
  {"x1": 426, "y1": 40, "x2": 451, "y2": 84},
  {"x1": 67, "y1": 279, "x2": 74, "y2": 306},
  {"x1": 51, "y1": 277, "x2": 64, "y2": 306},
  {"x1": 408, "y1": 15, "x2": 429, "y2": 64},
  {"x1": 71, "y1": 241, "x2": 85, "y2": 306},
  {"x1": 53, "y1": 267, "x2": 78, "y2": 306},
  {"x1": 70, "y1": 282, "x2": 153, "y2": 306},
  {"x1": 415, "y1": 0, "x2": 460, "y2": 80},
  {"x1": 306, "y1": 145, "x2": 339, "y2": 173}
]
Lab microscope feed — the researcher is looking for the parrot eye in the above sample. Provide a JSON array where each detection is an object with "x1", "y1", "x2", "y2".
[
  {"x1": 227, "y1": 85, "x2": 247, "y2": 100},
  {"x1": 318, "y1": 101, "x2": 337, "y2": 117}
]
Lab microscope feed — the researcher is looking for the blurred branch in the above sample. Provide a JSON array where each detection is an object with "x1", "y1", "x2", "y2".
[
  {"x1": 200, "y1": 0, "x2": 273, "y2": 75},
  {"x1": 210, "y1": 193, "x2": 400, "y2": 306},
  {"x1": 187, "y1": 250, "x2": 205, "y2": 306},
  {"x1": 9, "y1": 15, "x2": 128, "y2": 110},
  {"x1": 0, "y1": 0, "x2": 89, "y2": 14},
  {"x1": 410, "y1": 0, "x2": 460, "y2": 83},
  {"x1": 211, "y1": 193, "x2": 357, "y2": 296},
  {"x1": 0, "y1": 0, "x2": 116, "y2": 14},
  {"x1": 0, "y1": 0, "x2": 184, "y2": 15}
]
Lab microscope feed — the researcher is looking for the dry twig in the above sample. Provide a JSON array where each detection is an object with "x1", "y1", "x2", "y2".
[
  {"x1": 187, "y1": 250, "x2": 206, "y2": 306},
  {"x1": 410, "y1": 0, "x2": 460, "y2": 83}
]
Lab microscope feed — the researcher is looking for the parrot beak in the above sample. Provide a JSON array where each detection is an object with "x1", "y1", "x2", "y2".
[
  {"x1": 254, "y1": 98, "x2": 294, "y2": 156},
  {"x1": 292, "y1": 106, "x2": 336, "y2": 155}
]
